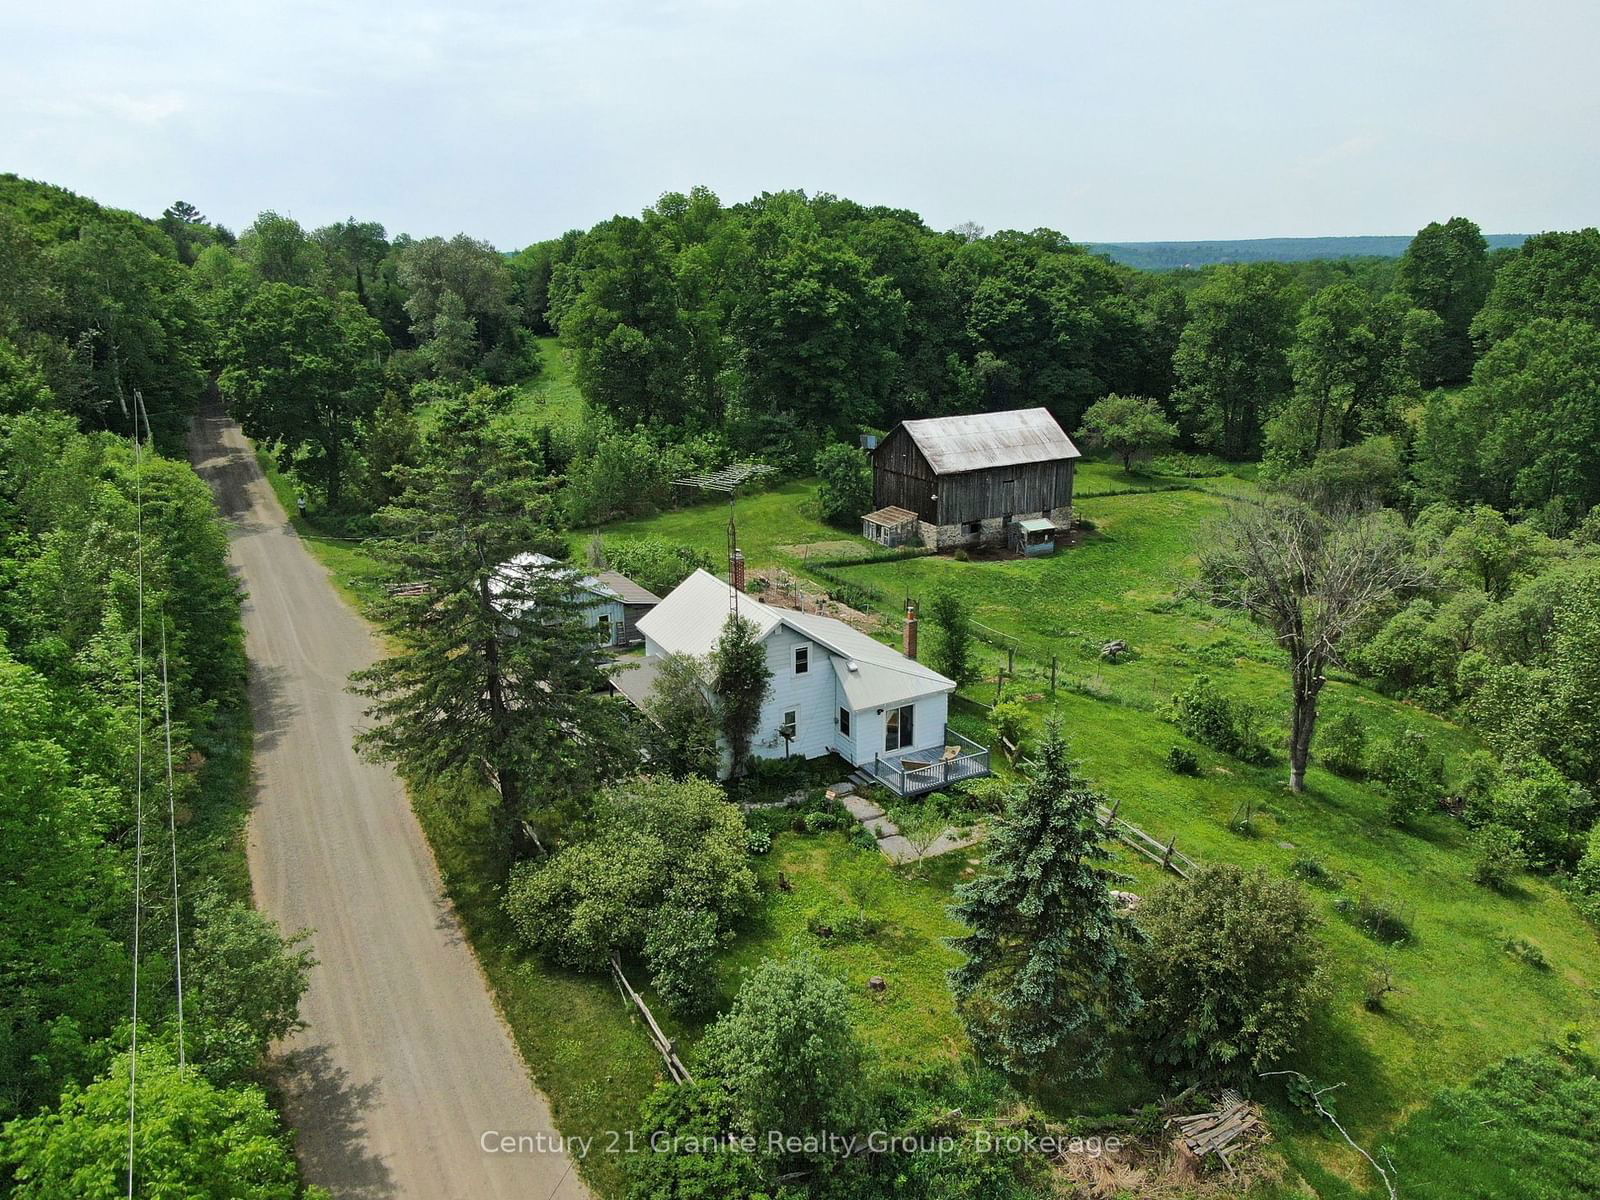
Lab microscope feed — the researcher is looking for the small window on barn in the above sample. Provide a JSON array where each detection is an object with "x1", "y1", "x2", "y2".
[
  {"x1": 965, "y1": 521, "x2": 981, "y2": 534},
  {"x1": 793, "y1": 645, "x2": 809, "y2": 675}
]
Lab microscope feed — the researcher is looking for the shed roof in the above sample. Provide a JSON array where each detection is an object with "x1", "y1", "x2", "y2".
[
  {"x1": 593, "y1": 570, "x2": 661, "y2": 607},
  {"x1": 894, "y1": 407, "x2": 1080, "y2": 475},
  {"x1": 1016, "y1": 517, "x2": 1056, "y2": 533},
  {"x1": 862, "y1": 505, "x2": 919, "y2": 527}
]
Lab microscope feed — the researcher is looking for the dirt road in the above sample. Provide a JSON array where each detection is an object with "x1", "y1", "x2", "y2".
[{"x1": 190, "y1": 407, "x2": 587, "y2": 1199}]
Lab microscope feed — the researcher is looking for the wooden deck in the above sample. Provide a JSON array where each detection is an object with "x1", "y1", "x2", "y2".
[{"x1": 869, "y1": 728, "x2": 991, "y2": 796}]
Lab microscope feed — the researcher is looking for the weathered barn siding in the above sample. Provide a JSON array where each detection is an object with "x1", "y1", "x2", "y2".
[
  {"x1": 872, "y1": 425, "x2": 939, "y2": 521},
  {"x1": 872, "y1": 428, "x2": 1076, "y2": 526}
]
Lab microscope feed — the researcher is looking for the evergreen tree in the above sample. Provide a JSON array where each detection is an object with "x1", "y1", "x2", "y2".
[
  {"x1": 352, "y1": 386, "x2": 626, "y2": 847},
  {"x1": 709, "y1": 613, "x2": 772, "y2": 777},
  {"x1": 948, "y1": 722, "x2": 1141, "y2": 1079}
]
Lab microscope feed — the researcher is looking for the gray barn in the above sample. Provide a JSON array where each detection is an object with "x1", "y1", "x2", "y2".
[{"x1": 866, "y1": 407, "x2": 1080, "y2": 551}]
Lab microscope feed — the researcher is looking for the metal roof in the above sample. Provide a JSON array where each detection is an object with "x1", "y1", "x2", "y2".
[
  {"x1": 1017, "y1": 517, "x2": 1056, "y2": 533},
  {"x1": 895, "y1": 407, "x2": 1081, "y2": 475},
  {"x1": 862, "y1": 505, "x2": 919, "y2": 527},
  {"x1": 637, "y1": 570, "x2": 954, "y2": 709},
  {"x1": 592, "y1": 571, "x2": 661, "y2": 607}
]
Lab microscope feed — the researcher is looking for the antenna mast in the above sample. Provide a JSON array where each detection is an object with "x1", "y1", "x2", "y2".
[{"x1": 670, "y1": 464, "x2": 776, "y2": 617}]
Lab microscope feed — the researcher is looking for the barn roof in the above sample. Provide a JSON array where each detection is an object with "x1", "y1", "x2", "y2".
[{"x1": 895, "y1": 407, "x2": 1080, "y2": 475}]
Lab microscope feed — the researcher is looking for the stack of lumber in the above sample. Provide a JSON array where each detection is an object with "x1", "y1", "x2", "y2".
[{"x1": 1171, "y1": 1097, "x2": 1262, "y2": 1176}]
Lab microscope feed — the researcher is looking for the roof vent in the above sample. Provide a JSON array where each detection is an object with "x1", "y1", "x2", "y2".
[{"x1": 847, "y1": 661, "x2": 860, "y2": 672}]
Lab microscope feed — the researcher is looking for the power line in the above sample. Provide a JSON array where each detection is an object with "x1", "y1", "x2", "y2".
[{"x1": 124, "y1": 390, "x2": 146, "y2": 1200}]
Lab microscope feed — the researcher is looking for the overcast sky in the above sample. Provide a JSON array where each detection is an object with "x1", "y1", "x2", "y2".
[{"x1": 4, "y1": 1, "x2": 1596, "y2": 248}]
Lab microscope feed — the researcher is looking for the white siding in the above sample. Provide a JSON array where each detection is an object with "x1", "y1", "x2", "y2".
[
  {"x1": 843, "y1": 689, "x2": 951, "y2": 768},
  {"x1": 754, "y1": 625, "x2": 840, "y2": 762}
]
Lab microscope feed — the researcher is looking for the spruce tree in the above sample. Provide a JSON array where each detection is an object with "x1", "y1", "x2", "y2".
[
  {"x1": 352, "y1": 386, "x2": 627, "y2": 848},
  {"x1": 948, "y1": 721, "x2": 1141, "y2": 1079}
]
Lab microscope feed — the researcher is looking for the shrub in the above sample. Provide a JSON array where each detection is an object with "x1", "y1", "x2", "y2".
[
  {"x1": 929, "y1": 589, "x2": 978, "y2": 686},
  {"x1": 953, "y1": 548, "x2": 970, "y2": 562},
  {"x1": 805, "y1": 902, "x2": 874, "y2": 941},
  {"x1": 1367, "y1": 728, "x2": 1446, "y2": 825},
  {"x1": 1135, "y1": 864, "x2": 1331, "y2": 1083},
  {"x1": 1502, "y1": 935, "x2": 1550, "y2": 971},
  {"x1": 1290, "y1": 856, "x2": 1336, "y2": 888},
  {"x1": 1150, "y1": 452, "x2": 1227, "y2": 477},
  {"x1": 814, "y1": 442, "x2": 873, "y2": 527},
  {"x1": 1472, "y1": 753, "x2": 1590, "y2": 869},
  {"x1": 1170, "y1": 675, "x2": 1272, "y2": 764},
  {"x1": 1575, "y1": 825, "x2": 1600, "y2": 899},
  {"x1": 1336, "y1": 893, "x2": 1414, "y2": 945},
  {"x1": 990, "y1": 699, "x2": 1029, "y2": 752},
  {"x1": 504, "y1": 776, "x2": 758, "y2": 1014},
  {"x1": 1165, "y1": 745, "x2": 1199, "y2": 775},
  {"x1": 697, "y1": 957, "x2": 865, "y2": 1161},
  {"x1": 1363, "y1": 961, "x2": 1400, "y2": 1013},
  {"x1": 642, "y1": 903, "x2": 723, "y2": 1016},
  {"x1": 1317, "y1": 709, "x2": 1367, "y2": 777},
  {"x1": 745, "y1": 827, "x2": 772, "y2": 855},
  {"x1": 1471, "y1": 824, "x2": 1527, "y2": 890},
  {"x1": 601, "y1": 535, "x2": 714, "y2": 598}
]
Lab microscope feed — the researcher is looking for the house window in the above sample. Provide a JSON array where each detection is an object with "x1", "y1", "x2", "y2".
[
  {"x1": 884, "y1": 703, "x2": 915, "y2": 752},
  {"x1": 780, "y1": 709, "x2": 798, "y2": 740},
  {"x1": 838, "y1": 707, "x2": 851, "y2": 737},
  {"x1": 793, "y1": 645, "x2": 809, "y2": 675}
]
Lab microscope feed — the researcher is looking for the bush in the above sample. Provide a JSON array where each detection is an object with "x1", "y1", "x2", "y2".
[
  {"x1": 1470, "y1": 753, "x2": 1590, "y2": 869},
  {"x1": 814, "y1": 442, "x2": 873, "y2": 527},
  {"x1": 1502, "y1": 935, "x2": 1550, "y2": 971},
  {"x1": 642, "y1": 903, "x2": 722, "y2": 1016},
  {"x1": 745, "y1": 827, "x2": 772, "y2": 855},
  {"x1": 805, "y1": 902, "x2": 874, "y2": 941},
  {"x1": 1135, "y1": 864, "x2": 1331, "y2": 1083},
  {"x1": 1336, "y1": 893, "x2": 1413, "y2": 945},
  {"x1": 1471, "y1": 824, "x2": 1528, "y2": 890},
  {"x1": 929, "y1": 590, "x2": 978, "y2": 686},
  {"x1": 990, "y1": 699, "x2": 1029, "y2": 752},
  {"x1": 1317, "y1": 709, "x2": 1367, "y2": 777},
  {"x1": 1170, "y1": 675, "x2": 1272, "y2": 764},
  {"x1": 1289, "y1": 856, "x2": 1336, "y2": 889},
  {"x1": 1165, "y1": 745, "x2": 1199, "y2": 775},
  {"x1": 504, "y1": 776, "x2": 758, "y2": 1014},
  {"x1": 697, "y1": 957, "x2": 865, "y2": 1162},
  {"x1": 1149, "y1": 452, "x2": 1227, "y2": 477},
  {"x1": 600, "y1": 535, "x2": 714, "y2": 598},
  {"x1": 1367, "y1": 728, "x2": 1446, "y2": 825}
]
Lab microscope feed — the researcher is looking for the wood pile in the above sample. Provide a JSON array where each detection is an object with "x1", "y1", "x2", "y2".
[{"x1": 1170, "y1": 1095, "x2": 1264, "y2": 1177}]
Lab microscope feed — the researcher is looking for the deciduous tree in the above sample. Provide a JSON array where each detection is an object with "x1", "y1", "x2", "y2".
[
  {"x1": 1202, "y1": 490, "x2": 1424, "y2": 792},
  {"x1": 1077, "y1": 392, "x2": 1177, "y2": 472}
]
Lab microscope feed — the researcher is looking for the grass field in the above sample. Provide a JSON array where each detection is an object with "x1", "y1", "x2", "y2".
[
  {"x1": 263, "y1": 409, "x2": 1598, "y2": 1198},
  {"x1": 595, "y1": 464, "x2": 1600, "y2": 1197}
]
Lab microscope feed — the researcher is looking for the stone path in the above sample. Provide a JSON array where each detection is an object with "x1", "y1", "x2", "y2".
[{"x1": 838, "y1": 788, "x2": 984, "y2": 864}]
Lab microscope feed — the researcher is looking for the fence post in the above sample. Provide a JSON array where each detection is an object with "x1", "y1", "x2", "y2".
[
  {"x1": 1007, "y1": 645, "x2": 1015, "y2": 675},
  {"x1": 1162, "y1": 836, "x2": 1175, "y2": 870},
  {"x1": 1050, "y1": 655, "x2": 1058, "y2": 695}
]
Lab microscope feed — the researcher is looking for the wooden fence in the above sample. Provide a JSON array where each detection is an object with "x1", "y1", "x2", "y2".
[
  {"x1": 610, "y1": 953, "x2": 692, "y2": 1084},
  {"x1": 1097, "y1": 799, "x2": 1198, "y2": 879}
]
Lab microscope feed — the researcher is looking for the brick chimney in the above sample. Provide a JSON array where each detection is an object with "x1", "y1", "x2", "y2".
[
  {"x1": 903, "y1": 600, "x2": 918, "y2": 660},
  {"x1": 731, "y1": 549, "x2": 746, "y2": 593}
]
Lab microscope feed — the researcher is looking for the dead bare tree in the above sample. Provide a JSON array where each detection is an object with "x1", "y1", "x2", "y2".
[{"x1": 1201, "y1": 490, "x2": 1424, "y2": 793}]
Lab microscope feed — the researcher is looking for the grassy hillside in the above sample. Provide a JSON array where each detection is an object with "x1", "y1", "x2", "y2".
[{"x1": 596, "y1": 462, "x2": 1600, "y2": 1195}]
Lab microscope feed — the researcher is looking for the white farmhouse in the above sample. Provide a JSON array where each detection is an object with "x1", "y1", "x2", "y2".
[{"x1": 615, "y1": 569, "x2": 991, "y2": 795}]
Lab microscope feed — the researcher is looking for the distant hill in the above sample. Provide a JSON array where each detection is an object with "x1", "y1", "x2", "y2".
[{"x1": 1089, "y1": 233, "x2": 1529, "y2": 271}]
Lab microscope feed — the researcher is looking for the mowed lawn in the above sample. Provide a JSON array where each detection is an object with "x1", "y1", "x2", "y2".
[{"x1": 601, "y1": 467, "x2": 1600, "y2": 1196}]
